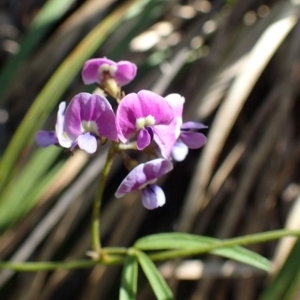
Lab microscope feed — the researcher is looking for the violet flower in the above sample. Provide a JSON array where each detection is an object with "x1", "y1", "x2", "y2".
[
  {"x1": 116, "y1": 90, "x2": 177, "y2": 158},
  {"x1": 63, "y1": 93, "x2": 118, "y2": 154},
  {"x1": 35, "y1": 102, "x2": 72, "y2": 149},
  {"x1": 165, "y1": 94, "x2": 207, "y2": 161},
  {"x1": 82, "y1": 57, "x2": 137, "y2": 86},
  {"x1": 115, "y1": 159, "x2": 173, "y2": 209}
]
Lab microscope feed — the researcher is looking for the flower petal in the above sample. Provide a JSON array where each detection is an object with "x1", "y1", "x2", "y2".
[
  {"x1": 153, "y1": 124, "x2": 177, "y2": 158},
  {"x1": 165, "y1": 93, "x2": 185, "y2": 118},
  {"x1": 137, "y1": 128, "x2": 151, "y2": 150},
  {"x1": 115, "y1": 159, "x2": 173, "y2": 198},
  {"x1": 55, "y1": 102, "x2": 66, "y2": 136},
  {"x1": 181, "y1": 121, "x2": 208, "y2": 130},
  {"x1": 172, "y1": 140, "x2": 189, "y2": 161},
  {"x1": 181, "y1": 132, "x2": 207, "y2": 149},
  {"x1": 137, "y1": 90, "x2": 174, "y2": 124},
  {"x1": 64, "y1": 93, "x2": 118, "y2": 142},
  {"x1": 35, "y1": 131, "x2": 58, "y2": 147},
  {"x1": 141, "y1": 185, "x2": 166, "y2": 209},
  {"x1": 55, "y1": 102, "x2": 72, "y2": 148},
  {"x1": 165, "y1": 93, "x2": 185, "y2": 139},
  {"x1": 115, "y1": 61, "x2": 137, "y2": 86},
  {"x1": 81, "y1": 58, "x2": 115, "y2": 84},
  {"x1": 82, "y1": 58, "x2": 137, "y2": 86},
  {"x1": 115, "y1": 165, "x2": 146, "y2": 198},
  {"x1": 116, "y1": 93, "x2": 141, "y2": 143},
  {"x1": 77, "y1": 133, "x2": 97, "y2": 153},
  {"x1": 143, "y1": 158, "x2": 173, "y2": 179},
  {"x1": 116, "y1": 90, "x2": 174, "y2": 143}
]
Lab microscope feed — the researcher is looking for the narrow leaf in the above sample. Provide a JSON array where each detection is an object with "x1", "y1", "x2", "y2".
[
  {"x1": 135, "y1": 233, "x2": 271, "y2": 272},
  {"x1": 119, "y1": 254, "x2": 138, "y2": 300},
  {"x1": 260, "y1": 239, "x2": 300, "y2": 300},
  {"x1": 135, "y1": 250, "x2": 173, "y2": 300}
]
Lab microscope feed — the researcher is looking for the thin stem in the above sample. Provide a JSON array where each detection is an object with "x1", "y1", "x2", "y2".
[
  {"x1": 2, "y1": 229, "x2": 300, "y2": 272},
  {"x1": 0, "y1": 256, "x2": 124, "y2": 272},
  {"x1": 148, "y1": 229, "x2": 300, "y2": 261},
  {"x1": 118, "y1": 142, "x2": 137, "y2": 150},
  {"x1": 0, "y1": 260, "x2": 97, "y2": 272},
  {"x1": 101, "y1": 247, "x2": 128, "y2": 254},
  {"x1": 91, "y1": 143, "x2": 116, "y2": 252}
]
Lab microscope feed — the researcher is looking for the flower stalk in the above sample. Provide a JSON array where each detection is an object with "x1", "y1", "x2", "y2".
[{"x1": 91, "y1": 143, "x2": 116, "y2": 252}]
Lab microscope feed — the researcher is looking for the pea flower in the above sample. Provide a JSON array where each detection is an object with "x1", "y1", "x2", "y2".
[
  {"x1": 82, "y1": 57, "x2": 137, "y2": 86},
  {"x1": 116, "y1": 90, "x2": 177, "y2": 158},
  {"x1": 35, "y1": 102, "x2": 72, "y2": 149},
  {"x1": 115, "y1": 159, "x2": 173, "y2": 209},
  {"x1": 63, "y1": 92, "x2": 118, "y2": 154},
  {"x1": 165, "y1": 94, "x2": 207, "y2": 161}
]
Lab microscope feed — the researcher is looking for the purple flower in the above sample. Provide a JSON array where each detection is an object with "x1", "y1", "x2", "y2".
[
  {"x1": 82, "y1": 57, "x2": 137, "y2": 86},
  {"x1": 116, "y1": 90, "x2": 177, "y2": 158},
  {"x1": 35, "y1": 102, "x2": 72, "y2": 149},
  {"x1": 115, "y1": 159, "x2": 173, "y2": 209},
  {"x1": 64, "y1": 92, "x2": 118, "y2": 153},
  {"x1": 164, "y1": 93, "x2": 185, "y2": 139},
  {"x1": 165, "y1": 94, "x2": 207, "y2": 161}
]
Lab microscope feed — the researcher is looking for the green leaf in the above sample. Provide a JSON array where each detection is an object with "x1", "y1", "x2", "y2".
[
  {"x1": 119, "y1": 254, "x2": 138, "y2": 300},
  {"x1": 135, "y1": 250, "x2": 173, "y2": 300},
  {"x1": 135, "y1": 233, "x2": 271, "y2": 272},
  {"x1": 260, "y1": 239, "x2": 300, "y2": 300}
]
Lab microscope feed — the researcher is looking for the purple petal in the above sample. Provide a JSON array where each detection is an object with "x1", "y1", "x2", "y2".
[
  {"x1": 180, "y1": 132, "x2": 207, "y2": 149},
  {"x1": 114, "y1": 61, "x2": 137, "y2": 86},
  {"x1": 172, "y1": 140, "x2": 189, "y2": 161},
  {"x1": 116, "y1": 90, "x2": 174, "y2": 143},
  {"x1": 64, "y1": 93, "x2": 118, "y2": 142},
  {"x1": 115, "y1": 159, "x2": 173, "y2": 198},
  {"x1": 143, "y1": 158, "x2": 173, "y2": 179},
  {"x1": 116, "y1": 93, "x2": 140, "y2": 143},
  {"x1": 181, "y1": 121, "x2": 208, "y2": 130},
  {"x1": 35, "y1": 131, "x2": 58, "y2": 147},
  {"x1": 137, "y1": 90, "x2": 174, "y2": 124},
  {"x1": 77, "y1": 133, "x2": 98, "y2": 153},
  {"x1": 82, "y1": 58, "x2": 115, "y2": 84},
  {"x1": 137, "y1": 128, "x2": 151, "y2": 150},
  {"x1": 82, "y1": 58, "x2": 137, "y2": 86},
  {"x1": 153, "y1": 124, "x2": 177, "y2": 158},
  {"x1": 141, "y1": 185, "x2": 166, "y2": 209},
  {"x1": 115, "y1": 165, "x2": 147, "y2": 198}
]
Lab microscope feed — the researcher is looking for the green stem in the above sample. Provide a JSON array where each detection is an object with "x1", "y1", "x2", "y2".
[
  {"x1": 102, "y1": 247, "x2": 128, "y2": 254},
  {"x1": 91, "y1": 144, "x2": 116, "y2": 252},
  {"x1": 3, "y1": 229, "x2": 300, "y2": 272},
  {"x1": 0, "y1": 248, "x2": 126, "y2": 272},
  {"x1": 0, "y1": 260, "x2": 97, "y2": 272},
  {"x1": 149, "y1": 229, "x2": 300, "y2": 261},
  {"x1": 0, "y1": 256, "x2": 124, "y2": 272}
]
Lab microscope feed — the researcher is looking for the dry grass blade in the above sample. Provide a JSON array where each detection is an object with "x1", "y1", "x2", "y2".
[{"x1": 179, "y1": 6, "x2": 298, "y2": 233}]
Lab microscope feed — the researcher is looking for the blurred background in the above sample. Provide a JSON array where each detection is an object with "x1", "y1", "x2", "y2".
[{"x1": 0, "y1": 0, "x2": 300, "y2": 299}]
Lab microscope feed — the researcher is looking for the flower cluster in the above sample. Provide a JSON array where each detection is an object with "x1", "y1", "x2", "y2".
[{"x1": 35, "y1": 57, "x2": 207, "y2": 209}]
